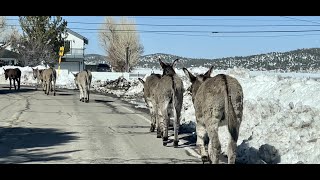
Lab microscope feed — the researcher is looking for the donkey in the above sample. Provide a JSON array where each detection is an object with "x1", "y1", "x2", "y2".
[
  {"x1": 42, "y1": 68, "x2": 56, "y2": 96},
  {"x1": 3, "y1": 68, "x2": 21, "y2": 90},
  {"x1": 72, "y1": 69, "x2": 91, "y2": 103},
  {"x1": 32, "y1": 67, "x2": 44, "y2": 90},
  {"x1": 183, "y1": 66, "x2": 243, "y2": 164},
  {"x1": 138, "y1": 73, "x2": 162, "y2": 132},
  {"x1": 152, "y1": 58, "x2": 184, "y2": 147}
]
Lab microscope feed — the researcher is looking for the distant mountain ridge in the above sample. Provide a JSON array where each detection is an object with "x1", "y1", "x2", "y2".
[{"x1": 85, "y1": 48, "x2": 320, "y2": 72}]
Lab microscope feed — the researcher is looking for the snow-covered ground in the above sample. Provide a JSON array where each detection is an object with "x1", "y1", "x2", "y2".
[{"x1": 1, "y1": 66, "x2": 320, "y2": 164}]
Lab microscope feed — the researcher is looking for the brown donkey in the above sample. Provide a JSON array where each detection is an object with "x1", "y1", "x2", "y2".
[{"x1": 3, "y1": 68, "x2": 21, "y2": 90}]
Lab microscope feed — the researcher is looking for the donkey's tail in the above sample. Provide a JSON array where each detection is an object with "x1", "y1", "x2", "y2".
[
  {"x1": 222, "y1": 74, "x2": 239, "y2": 142},
  {"x1": 171, "y1": 76, "x2": 177, "y2": 123},
  {"x1": 85, "y1": 70, "x2": 90, "y2": 89}
]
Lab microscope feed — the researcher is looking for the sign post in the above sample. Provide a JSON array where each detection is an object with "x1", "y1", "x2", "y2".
[{"x1": 58, "y1": 46, "x2": 64, "y2": 76}]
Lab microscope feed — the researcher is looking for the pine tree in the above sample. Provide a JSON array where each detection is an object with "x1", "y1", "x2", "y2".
[{"x1": 12, "y1": 16, "x2": 67, "y2": 66}]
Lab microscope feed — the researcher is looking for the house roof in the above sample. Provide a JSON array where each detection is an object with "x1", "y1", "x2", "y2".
[
  {"x1": 66, "y1": 28, "x2": 89, "y2": 45},
  {"x1": 0, "y1": 49, "x2": 20, "y2": 58}
]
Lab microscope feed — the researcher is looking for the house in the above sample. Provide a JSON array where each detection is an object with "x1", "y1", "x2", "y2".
[
  {"x1": 0, "y1": 48, "x2": 19, "y2": 66},
  {"x1": 57, "y1": 28, "x2": 89, "y2": 72}
]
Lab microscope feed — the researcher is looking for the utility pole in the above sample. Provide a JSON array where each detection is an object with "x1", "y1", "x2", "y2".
[{"x1": 126, "y1": 46, "x2": 129, "y2": 72}]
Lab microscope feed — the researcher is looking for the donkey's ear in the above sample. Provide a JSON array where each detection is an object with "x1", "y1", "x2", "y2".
[
  {"x1": 71, "y1": 72, "x2": 76, "y2": 77},
  {"x1": 204, "y1": 66, "x2": 214, "y2": 78},
  {"x1": 138, "y1": 78, "x2": 145, "y2": 85},
  {"x1": 171, "y1": 59, "x2": 179, "y2": 67},
  {"x1": 158, "y1": 58, "x2": 167, "y2": 69},
  {"x1": 3, "y1": 68, "x2": 5, "y2": 71},
  {"x1": 183, "y1": 67, "x2": 196, "y2": 83}
]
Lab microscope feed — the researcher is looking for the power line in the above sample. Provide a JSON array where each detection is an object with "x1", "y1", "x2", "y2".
[
  {"x1": 8, "y1": 17, "x2": 302, "y2": 22},
  {"x1": 8, "y1": 18, "x2": 320, "y2": 27},
  {"x1": 127, "y1": 16, "x2": 303, "y2": 22},
  {"x1": 280, "y1": 16, "x2": 320, "y2": 25},
  {"x1": 77, "y1": 31, "x2": 320, "y2": 38},
  {"x1": 7, "y1": 24, "x2": 320, "y2": 33}
]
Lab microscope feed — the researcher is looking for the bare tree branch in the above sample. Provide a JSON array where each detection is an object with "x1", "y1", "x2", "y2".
[
  {"x1": 98, "y1": 16, "x2": 144, "y2": 72},
  {"x1": 0, "y1": 16, "x2": 17, "y2": 51}
]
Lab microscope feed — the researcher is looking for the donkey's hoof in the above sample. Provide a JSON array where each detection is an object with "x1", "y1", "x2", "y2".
[
  {"x1": 163, "y1": 141, "x2": 168, "y2": 146},
  {"x1": 201, "y1": 156, "x2": 209, "y2": 163},
  {"x1": 150, "y1": 124, "x2": 155, "y2": 132},
  {"x1": 162, "y1": 137, "x2": 168, "y2": 141},
  {"x1": 156, "y1": 129, "x2": 161, "y2": 138},
  {"x1": 173, "y1": 140, "x2": 179, "y2": 148}
]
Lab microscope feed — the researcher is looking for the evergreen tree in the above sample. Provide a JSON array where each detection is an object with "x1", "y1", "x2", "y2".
[{"x1": 12, "y1": 16, "x2": 67, "y2": 66}]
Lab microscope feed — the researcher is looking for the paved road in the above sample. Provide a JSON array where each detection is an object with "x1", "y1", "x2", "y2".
[{"x1": 0, "y1": 85, "x2": 201, "y2": 164}]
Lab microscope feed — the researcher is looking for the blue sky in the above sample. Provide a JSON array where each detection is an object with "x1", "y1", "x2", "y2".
[{"x1": 6, "y1": 16, "x2": 320, "y2": 59}]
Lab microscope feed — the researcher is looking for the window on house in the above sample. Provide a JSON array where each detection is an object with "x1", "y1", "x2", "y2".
[{"x1": 64, "y1": 40, "x2": 71, "y2": 54}]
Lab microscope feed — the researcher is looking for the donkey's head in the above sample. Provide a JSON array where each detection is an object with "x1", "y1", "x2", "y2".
[
  {"x1": 183, "y1": 66, "x2": 214, "y2": 102},
  {"x1": 32, "y1": 67, "x2": 38, "y2": 79},
  {"x1": 138, "y1": 78, "x2": 148, "y2": 104},
  {"x1": 71, "y1": 72, "x2": 79, "y2": 88},
  {"x1": 158, "y1": 58, "x2": 179, "y2": 76},
  {"x1": 3, "y1": 68, "x2": 9, "y2": 80}
]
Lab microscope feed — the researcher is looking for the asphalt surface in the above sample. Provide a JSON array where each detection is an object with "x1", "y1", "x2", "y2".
[{"x1": 0, "y1": 85, "x2": 202, "y2": 164}]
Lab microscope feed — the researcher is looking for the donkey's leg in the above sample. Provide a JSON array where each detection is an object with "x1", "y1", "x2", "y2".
[
  {"x1": 43, "y1": 81, "x2": 46, "y2": 94},
  {"x1": 147, "y1": 100, "x2": 156, "y2": 132},
  {"x1": 46, "y1": 80, "x2": 50, "y2": 95},
  {"x1": 196, "y1": 122, "x2": 209, "y2": 163},
  {"x1": 157, "y1": 103, "x2": 167, "y2": 140},
  {"x1": 13, "y1": 78, "x2": 16, "y2": 90},
  {"x1": 207, "y1": 118, "x2": 221, "y2": 164},
  {"x1": 227, "y1": 133, "x2": 237, "y2": 164},
  {"x1": 86, "y1": 84, "x2": 90, "y2": 102},
  {"x1": 156, "y1": 114, "x2": 161, "y2": 138},
  {"x1": 79, "y1": 85, "x2": 84, "y2": 102},
  {"x1": 53, "y1": 79, "x2": 56, "y2": 96},
  {"x1": 227, "y1": 109, "x2": 242, "y2": 164},
  {"x1": 9, "y1": 78, "x2": 12, "y2": 90},
  {"x1": 153, "y1": 101, "x2": 161, "y2": 138},
  {"x1": 36, "y1": 79, "x2": 39, "y2": 90},
  {"x1": 84, "y1": 83, "x2": 88, "y2": 103},
  {"x1": 173, "y1": 102, "x2": 182, "y2": 148},
  {"x1": 160, "y1": 102, "x2": 169, "y2": 146},
  {"x1": 42, "y1": 80, "x2": 45, "y2": 91}
]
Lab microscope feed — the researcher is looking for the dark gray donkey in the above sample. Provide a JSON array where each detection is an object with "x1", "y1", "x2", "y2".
[
  {"x1": 138, "y1": 73, "x2": 162, "y2": 132},
  {"x1": 3, "y1": 68, "x2": 21, "y2": 90},
  {"x1": 152, "y1": 58, "x2": 184, "y2": 147},
  {"x1": 183, "y1": 66, "x2": 243, "y2": 164}
]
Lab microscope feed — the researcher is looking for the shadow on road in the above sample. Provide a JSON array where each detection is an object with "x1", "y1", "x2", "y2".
[
  {"x1": 0, "y1": 87, "x2": 37, "y2": 95},
  {"x1": 0, "y1": 127, "x2": 80, "y2": 164},
  {"x1": 89, "y1": 157, "x2": 201, "y2": 164},
  {"x1": 94, "y1": 99, "x2": 115, "y2": 103}
]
